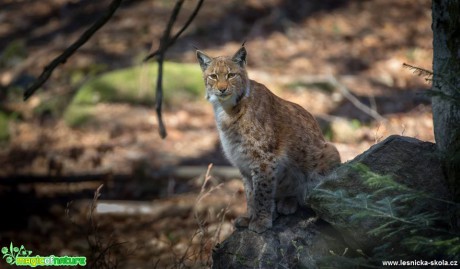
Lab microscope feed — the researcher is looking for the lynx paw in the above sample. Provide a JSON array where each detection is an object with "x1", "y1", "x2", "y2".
[
  {"x1": 234, "y1": 216, "x2": 250, "y2": 228},
  {"x1": 277, "y1": 197, "x2": 298, "y2": 215},
  {"x1": 248, "y1": 217, "x2": 272, "y2": 233}
]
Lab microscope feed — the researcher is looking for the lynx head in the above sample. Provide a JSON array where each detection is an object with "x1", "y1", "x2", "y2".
[{"x1": 196, "y1": 46, "x2": 250, "y2": 107}]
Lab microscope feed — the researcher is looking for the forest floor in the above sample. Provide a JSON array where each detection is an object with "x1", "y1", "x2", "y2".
[{"x1": 0, "y1": 0, "x2": 434, "y2": 268}]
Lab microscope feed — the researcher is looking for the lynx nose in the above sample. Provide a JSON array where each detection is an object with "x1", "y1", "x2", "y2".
[
  {"x1": 217, "y1": 85, "x2": 228, "y2": 93},
  {"x1": 217, "y1": 82, "x2": 228, "y2": 93}
]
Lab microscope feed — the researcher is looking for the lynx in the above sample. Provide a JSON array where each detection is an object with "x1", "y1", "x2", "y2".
[{"x1": 196, "y1": 45, "x2": 341, "y2": 233}]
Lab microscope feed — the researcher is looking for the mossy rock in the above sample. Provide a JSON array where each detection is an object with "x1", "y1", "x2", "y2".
[{"x1": 64, "y1": 62, "x2": 204, "y2": 127}]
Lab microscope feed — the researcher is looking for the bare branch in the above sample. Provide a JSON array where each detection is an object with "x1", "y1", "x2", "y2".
[
  {"x1": 326, "y1": 75, "x2": 386, "y2": 122},
  {"x1": 152, "y1": 0, "x2": 186, "y2": 139},
  {"x1": 23, "y1": 0, "x2": 123, "y2": 101},
  {"x1": 144, "y1": 0, "x2": 205, "y2": 138},
  {"x1": 155, "y1": 57, "x2": 167, "y2": 138},
  {"x1": 143, "y1": 0, "x2": 204, "y2": 62},
  {"x1": 293, "y1": 74, "x2": 386, "y2": 122},
  {"x1": 170, "y1": 0, "x2": 204, "y2": 48}
]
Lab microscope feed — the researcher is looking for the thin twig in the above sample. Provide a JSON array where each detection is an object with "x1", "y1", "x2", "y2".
[
  {"x1": 294, "y1": 74, "x2": 386, "y2": 122},
  {"x1": 146, "y1": 0, "x2": 205, "y2": 138},
  {"x1": 156, "y1": 56, "x2": 167, "y2": 138},
  {"x1": 143, "y1": 0, "x2": 204, "y2": 62},
  {"x1": 326, "y1": 75, "x2": 386, "y2": 122},
  {"x1": 23, "y1": 0, "x2": 123, "y2": 101},
  {"x1": 153, "y1": 0, "x2": 185, "y2": 139}
]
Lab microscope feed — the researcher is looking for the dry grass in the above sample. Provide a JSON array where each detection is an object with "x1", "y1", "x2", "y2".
[
  {"x1": 155, "y1": 163, "x2": 236, "y2": 268},
  {"x1": 63, "y1": 164, "x2": 238, "y2": 269}
]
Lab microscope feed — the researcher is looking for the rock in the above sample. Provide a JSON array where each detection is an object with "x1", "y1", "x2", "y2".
[
  {"x1": 309, "y1": 135, "x2": 451, "y2": 252},
  {"x1": 212, "y1": 208, "x2": 346, "y2": 269},
  {"x1": 340, "y1": 135, "x2": 447, "y2": 195},
  {"x1": 212, "y1": 135, "x2": 451, "y2": 268}
]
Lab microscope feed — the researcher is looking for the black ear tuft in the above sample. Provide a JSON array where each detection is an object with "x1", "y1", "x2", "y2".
[
  {"x1": 232, "y1": 46, "x2": 247, "y2": 67},
  {"x1": 196, "y1": 50, "x2": 212, "y2": 71}
]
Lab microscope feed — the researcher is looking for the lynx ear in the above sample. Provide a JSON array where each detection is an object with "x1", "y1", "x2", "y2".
[
  {"x1": 232, "y1": 46, "x2": 247, "y2": 67},
  {"x1": 196, "y1": 50, "x2": 212, "y2": 71}
]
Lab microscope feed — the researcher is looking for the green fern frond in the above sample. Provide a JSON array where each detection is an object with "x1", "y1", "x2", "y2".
[
  {"x1": 403, "y1": 236, "x2": 460, "y2": 258},
  {"x1": 313, "y1": 163, "x2": 460, "y2": 265},
  {"x1": 403, "y1": 62, "x2": 460, "y2": 106}
]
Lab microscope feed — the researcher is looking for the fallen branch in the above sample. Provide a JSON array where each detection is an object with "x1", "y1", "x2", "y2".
[
  {"x1": 23, "y1": 0, "x2": 123, "y2": 101},
  {"x1": 0, "y1": 166, "x2": 240, "y2": 185},
  {"x1": 325, "y1": 75, "x2": 386, "y2": 122},
  {"x1": 0, "y1": 173, "x2": 125, "y2": 185},
  {"x1": 294, "y1": 74, "x2": 386, "y2": 122}
]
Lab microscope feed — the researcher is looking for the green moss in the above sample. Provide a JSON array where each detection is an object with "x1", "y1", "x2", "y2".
[
  {"x1": 63, "y1": 105, "x2": 95, "y2": 127},
  {"x1": 350, "y1": 119, "x2": 362, "y2": 130},
  {"x1": 64, "y1": 62, "x2": 204, "y2": 127},
  {"x1": 72, "y1": 62, "x2": 203, "y2": 105}
]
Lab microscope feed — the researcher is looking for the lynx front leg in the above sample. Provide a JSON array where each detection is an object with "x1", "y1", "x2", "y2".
[
  {"x1": 235, "y1": 176, "x2": 254, "y2": 228},
  {"x1": 248, "y1": 167, "x2": 277, "y2": 233}
]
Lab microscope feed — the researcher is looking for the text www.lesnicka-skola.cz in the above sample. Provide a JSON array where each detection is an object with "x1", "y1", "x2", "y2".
[{"x1": 382, "y1": 260, "x2": 458, "y2": 266}]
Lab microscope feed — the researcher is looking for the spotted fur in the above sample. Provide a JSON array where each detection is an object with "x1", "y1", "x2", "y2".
[{"x1": 196, "y1": 46, "x2": 341, "y2": 233}]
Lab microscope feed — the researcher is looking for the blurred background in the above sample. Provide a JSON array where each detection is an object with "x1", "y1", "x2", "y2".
[{"x1": 0, "y1": 0, "x2": 433, "y2": 267}]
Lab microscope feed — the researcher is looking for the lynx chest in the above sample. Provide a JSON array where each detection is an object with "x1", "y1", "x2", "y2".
[{"x1": 213, "y1": 105, "x2": 252, "y2": 176}]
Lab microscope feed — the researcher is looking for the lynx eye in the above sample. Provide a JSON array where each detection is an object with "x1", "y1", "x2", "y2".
[
  {"x1": 227, "y1": 73, "x2": 237, "y2": 79},
  {"x1": 208, "y1": 74, "x2": 218, "y2": 80}
]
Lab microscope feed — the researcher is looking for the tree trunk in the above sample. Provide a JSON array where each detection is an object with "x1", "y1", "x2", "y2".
[{"x1": 431, "y1": 0, "x2": 460, "y2": 201}]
